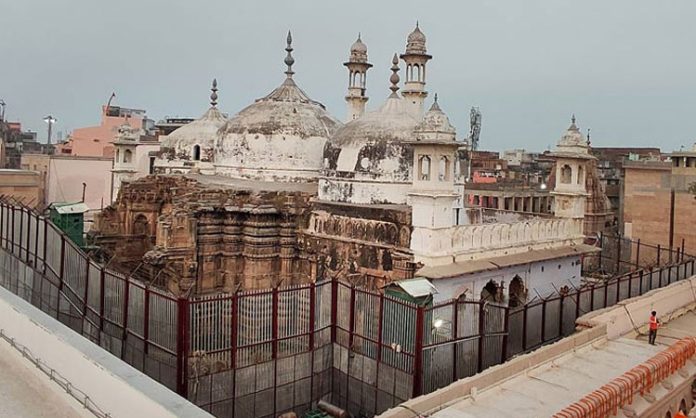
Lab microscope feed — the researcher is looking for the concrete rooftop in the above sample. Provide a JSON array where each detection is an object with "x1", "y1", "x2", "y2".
[
  {"x1": 0, "y1": 337, "x2": 90, "y2": 418},
  {"x1": 430, "y1": 338, "x2": 664, "y2": 418}
]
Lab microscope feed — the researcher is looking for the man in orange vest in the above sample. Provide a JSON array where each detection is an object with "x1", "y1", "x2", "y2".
[{"x1": 648, "y1": 310, "x2": 660, "y2": 345}]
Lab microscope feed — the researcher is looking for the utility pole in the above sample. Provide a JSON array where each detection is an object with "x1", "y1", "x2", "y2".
[{"x1": 43, "y1": 115, "x2": 56, "y2": 145}]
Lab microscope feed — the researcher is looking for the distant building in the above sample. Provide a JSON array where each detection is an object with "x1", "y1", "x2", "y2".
[
  {"x1": 154, "y1": 117, "x2": 195, "y2": 137},
  {"x1": 0, "y1": 121, "x2": 52, "y2": 169},
  {"x1": 21, "y1": 153, "x2": 113, "y2": 219},
  {"x1": 622, "y1": 144, "x2": 696, "y2": 256},
  {"x1": 0, "y1": 169, "x2": 42, "y2": 207},
  {"x1": 56, "y1": 105, "x2": 154, "y2": 157}
]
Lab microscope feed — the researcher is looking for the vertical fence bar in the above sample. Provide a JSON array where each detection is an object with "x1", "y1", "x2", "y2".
[
  {"x1": 639, "y1": 270, "x2": 644, "y2": 295},
  {"x1": 635, "y1": 239, "x2": 641, "y2": 267},
  {"x1": 616, "y1": 234, "x2": 621, "y2": 273},
  {"x1": 540, "y1": 299, "x2": 547, "y2": 343},
  {"x1": 272, "y1": 285, "x2": 279, "y2": 417},
  {"x1": 330, "y1": 278, "x2": 338, "y2": 343},
  {"x1": 120, "y1": 276, "x2": 130, "y2": 360},
  {"x1": 98, "y1": 268, "x2": 105, "y2": 345},
  {"x1": 413, "y1": 305, "x2": 425, "y2": 397},
  {"x1": 657, "y1": 244, "x2": 661, "y2": 267},
  {"x1": 143, "y1": 287, "x2": 150, "y2": 355},
  {"x1": 477, "y1": 301, "x2": 485, "y2": 373},
  {"x1": 501, "y1": 305, "x2": 510, "y2": 362},
  {"x1": 42, "y1": 216, "x2": 48, "y2": 274},
  {"x1": 522, "y1": 304, "x2": 528, "y2": 351},
  {"x1": 558, "y1": 294, "x2": 565, "y2": 337},
  {"x1": 176, "y1": 297, "x2": 189, "y2": 397}
]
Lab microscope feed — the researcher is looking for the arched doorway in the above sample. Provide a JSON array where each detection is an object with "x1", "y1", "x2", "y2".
[
  {"x1": 193, "y1": 144, "x2": 201, "y2": 161},
  {"x1": 480, "y1": 280, "x2": 502, "y2": 303},
  {"x1": 508, "y1": 275, "x2": 527, "y2": 308}
]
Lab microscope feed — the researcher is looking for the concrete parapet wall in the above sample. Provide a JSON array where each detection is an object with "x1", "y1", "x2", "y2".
[
  {"x1": 376, "y1": 324, "x2": 607, "y2": 417},
  {"x1": 577, "y1": 275, "x2": 696, "y2": 339},
  {"x1": 0, "y1": 286, "x2": 212, "y2": 418}
]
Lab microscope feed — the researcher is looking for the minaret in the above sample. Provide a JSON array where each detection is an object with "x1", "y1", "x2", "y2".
[
  {"x1": 549, "y1": 115, "x2": 595, "y2": 221},
  {"x1": 344, "y1": 34, "x2": 372, "y2": 121},
  {"x1": 400, "y1": 22, "x2": 432, "y2": 117},
  {"x1": 408, "y1": 95, "x2": 460, "y2": 266}
]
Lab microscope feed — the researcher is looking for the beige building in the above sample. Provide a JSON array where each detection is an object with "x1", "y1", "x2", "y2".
[
  {"x1": 21, "y1": 154, "x2": 113, "y2": 217},
  {"x1": 622, "y1": 145, "x2": 696, "y2": 257},
  {"x1": 0, "y1": 169, "x2": 42, "y2": 207}
]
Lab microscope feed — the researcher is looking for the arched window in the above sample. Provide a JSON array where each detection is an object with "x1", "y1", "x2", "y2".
[
  {"x1": 419, "y1": 155, "x2": 431, "y2": 181},
  {"x1": 193, "y1": 145, "x2": 201, "y2": 161},
  {"x1": 577, "y1": 165, "x2": 584, "y2": 185},
  {"x1": 439, "y1": 156, "x2": 450, "y2": 181},
  {"x1": 124, "y1": 149, "x2": 133, "y2": 164},
  {"x1": 560, "y1": 164, "x2": 572, "y2": 184}
]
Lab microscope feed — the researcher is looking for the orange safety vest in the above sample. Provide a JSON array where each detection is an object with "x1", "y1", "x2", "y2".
[{"x1": 649, "y1": 315, "x2": 658, "y2": 330}]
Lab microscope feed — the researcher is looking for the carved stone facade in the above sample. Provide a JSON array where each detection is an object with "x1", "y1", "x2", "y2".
[{"x1": 93, "y1": 175, "x2": 418, "y2": 295}]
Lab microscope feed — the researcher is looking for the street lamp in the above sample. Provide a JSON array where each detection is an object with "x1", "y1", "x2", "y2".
[{"x1": 43, "y1": 115, "x2": 57, "y2": 145}]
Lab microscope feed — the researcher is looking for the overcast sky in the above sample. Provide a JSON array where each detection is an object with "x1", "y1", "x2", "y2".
[{"x1": 2, "y1": 0, "x2": 696, "y2": 152}]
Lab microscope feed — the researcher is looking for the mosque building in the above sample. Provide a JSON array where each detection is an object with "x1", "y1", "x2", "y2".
[{"x1": 94, "y1": 25, "x2": 602, "y2": 304}]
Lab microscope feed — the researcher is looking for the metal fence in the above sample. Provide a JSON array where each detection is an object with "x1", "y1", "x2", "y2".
[{"x1": 0, "y1": 198, "x2": 693, "y2": 418}]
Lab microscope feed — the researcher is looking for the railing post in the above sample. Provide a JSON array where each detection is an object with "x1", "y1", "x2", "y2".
[
  {"x1": 42, "y1": 218, "x2": 48, "y2": 274},
  {"x1": 598, "y1": 232, "x2": 603, "y2": 271},
  {"x1": 540, "y1": 299, "x2": 547, "y2": 343},
  {"x1": 348, "y1": 285, "x2": 356, "y2": 352},
  {"x1": 272, "y1": 286, "x2": 279, "y2": 417},
  {"x1": 330, "y1": 279, "x2": 338, "y2": 343},
  {"x1": 657, "y1": 244, "x2": 661, "y2": 267},
  {"x1": 120, "y1": 278, "x2": 130, "y2": 360},
  {"x1": 603, "y1": 281, "x2": 608, "y2": 308},
  {"x1": 176, "y1": 297, "x2": 190, "y2": 397},
  {"x1": 558, "y1": 294, "x2": 565, "y2": 337},
  {"x1": 589, "y1": 285, "x2": 595, "y2": 311},
  {"x1": 143, "y1": 286, "x2": 150, "y2": 357},
  {"x1": 230, "y1": 292, "x2": 238, "y2": 369},
  {"x1": 635, "y1": 239, "x2": 641, "y2": 269},
  {"x1": 98, "y1": 268, "x2": 105, "y2": 346},
  {"x1": 413, "y1": 304, "x2": 425, "y2": 397},
  {"x1": 309, "y1": 283, "x2": 315, "y2": 351},
  {"x1": 681, "y1": 238, "x2": 686, "y2": 263},
  {"x1": 627, "y1": 273, "x2": 633, "y2": 299},
  {"x1": 477, "y1": 301, "x2": 486, "y2": 373},
  {"x1": 501, "y1": 305, "x2": 510, "y2": 362},
  {"x1": 615, "y1": 234, "x2": 622, "y2": 274},
  {"x1": 0, "y1": 203, "x2": 4, "y2": 249},
  {"x1": 34, "y1": 213, "x2": 40, "y2": 267},
  {"x1": 575, "y1": 289, "x2": 581, "y2": 321},
  {"x1": 639, "y1": 270, "x2": 644, "y2": 295},
  {"x1": 522, "y1": 304, "x2": 528, "y2": 351}
]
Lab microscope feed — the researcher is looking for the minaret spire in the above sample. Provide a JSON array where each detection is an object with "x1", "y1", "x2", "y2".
[
  {"x1": 344, "y1": 33, "x2": 372, "y2": 121},
  {"x1": 284, "y1": 30, "x2": 295, "y2": 79},
  {"x1": 389, "y1": 53, "x2": 400, "y2": 97},
  {"x1": 210, "y1": 78, "x2": 218, "y2": 107}
]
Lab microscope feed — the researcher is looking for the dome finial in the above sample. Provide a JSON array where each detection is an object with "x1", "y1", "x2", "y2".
[
  {"x1": 430, "y1": 93, "x2": 441, "y2": 111},
  {"x1": 571, "y1": 114, "x2": 576, "y2": 125},
  {"x1": 389, "y1": 53, "x2": 400, "y2": 96},
  {"x1": 357, "y1": 32, "x2": 361, "y2": 41},
  {"x1": 210, "y1": 78, "x2": 218, "y2": 107},
  {"x1": 284, "y1": 30, "x2": 295, "y2": 79}
]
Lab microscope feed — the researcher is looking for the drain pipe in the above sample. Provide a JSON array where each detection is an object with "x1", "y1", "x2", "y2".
[{"x1": 318, "y1": 400, "x2": 349, "y2": 418}]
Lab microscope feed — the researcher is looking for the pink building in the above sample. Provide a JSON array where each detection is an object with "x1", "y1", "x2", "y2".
[{"x1": 57, "y1": 105, "x2": 150, "y2": 157}]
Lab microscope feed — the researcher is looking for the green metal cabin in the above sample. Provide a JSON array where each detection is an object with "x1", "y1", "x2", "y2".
[{"x1": 48, "y1": 202, "x2": 89, "y2": 247}]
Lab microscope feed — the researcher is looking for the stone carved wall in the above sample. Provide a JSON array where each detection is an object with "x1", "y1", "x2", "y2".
[{"x1": 93, "y1": 176, "x2": 418, "y2": 295}]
